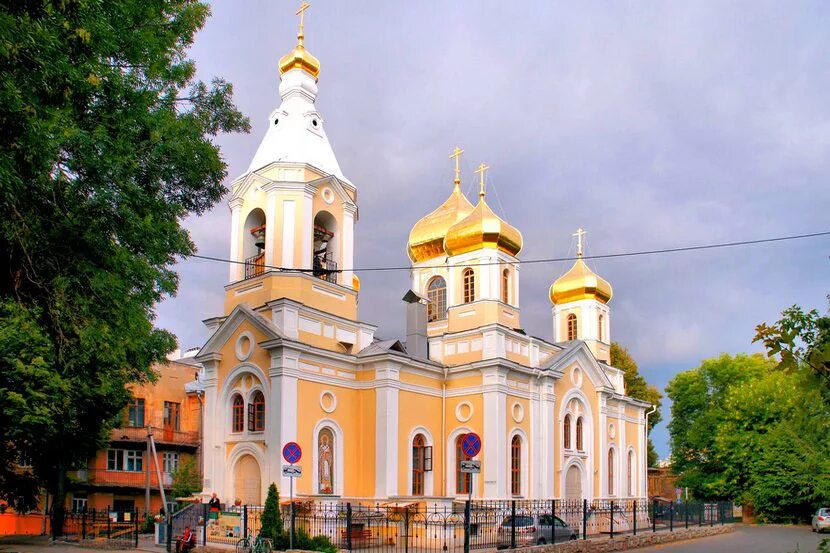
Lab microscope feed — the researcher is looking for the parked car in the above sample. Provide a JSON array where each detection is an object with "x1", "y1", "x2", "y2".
[
  {"x1": 812, "y1": 508, "x2": 830, "y2": 533},
  {"x1": 497, "y1": 514, "x2": 578, "y2": 547}
]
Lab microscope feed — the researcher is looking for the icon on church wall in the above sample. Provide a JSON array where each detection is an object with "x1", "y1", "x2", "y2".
[{"x1": 318, "y1": 428, "x2": 334, "y2": 494}]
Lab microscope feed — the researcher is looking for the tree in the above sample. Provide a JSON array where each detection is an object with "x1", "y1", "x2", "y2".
[
  {"x1": 260, "y1": 483, "x2": 286, "y2": 548},
  {"x1": 610, "y1": 342, "x2": 663, "y2": 466},
  {"x1": 171, "y1": 457, "x2": 200, "y2": 499},
  {"x1": 0, "y1": 0, "x2": 249, "y2": 531}
]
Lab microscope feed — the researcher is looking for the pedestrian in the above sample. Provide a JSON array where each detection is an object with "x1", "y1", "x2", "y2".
[
  {"x1": 177, "y1": 525, "x2": 195, "y2": 553},
  {"x1": 208, "y1": 492, "x2": 221, "y2": 513}
]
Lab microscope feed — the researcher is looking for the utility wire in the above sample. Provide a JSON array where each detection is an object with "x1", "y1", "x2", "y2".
[{"x1": 188, "y1": 230, "x2": 830, "y2": 274}]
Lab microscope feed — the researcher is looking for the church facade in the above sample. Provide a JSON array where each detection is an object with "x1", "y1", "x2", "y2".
[{"x1": 195, "y1": 9, "x2": 651, "y2": 506}]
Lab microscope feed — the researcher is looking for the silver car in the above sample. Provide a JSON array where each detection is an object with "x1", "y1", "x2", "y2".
[
  {"x1": 497, "y1": 514, "x2": 578, "y2": 547},
  {"x1": 812, "y1": 508, "x2": 830, "y2": 533}
]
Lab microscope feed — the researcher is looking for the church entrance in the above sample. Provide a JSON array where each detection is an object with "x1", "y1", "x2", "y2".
[
  {"x1": 565, "y1": 465, "x2": 582, "y2": 499},
  {"x1": 233, "y1": 454, "x2": 262, "y2": 505}
]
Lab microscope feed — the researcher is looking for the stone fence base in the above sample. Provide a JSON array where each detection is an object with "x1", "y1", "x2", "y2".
[{"x1": 520, "y1": 524, "x2": 733, "y2": 552}]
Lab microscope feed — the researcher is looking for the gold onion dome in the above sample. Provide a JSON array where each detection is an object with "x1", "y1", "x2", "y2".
[
  {"x1": 549, "y1": 257, "x2": 613, "y2": 305},
  {"x1": 279, "y1": 3, "x2": 320, "y2": 79},
  {"x1": 407, "y1": 182, "x2": 475, "y2": 263}
]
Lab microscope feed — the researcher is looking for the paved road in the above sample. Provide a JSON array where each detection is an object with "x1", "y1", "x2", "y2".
[{"x1": 634, "y1": 524, "x2": 826, "y2": 553}]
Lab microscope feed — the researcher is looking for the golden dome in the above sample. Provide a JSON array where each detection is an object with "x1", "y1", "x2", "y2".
[
  {"x1": 278, "y1": 36, "x2": 320, "y2": 79},
  {"x1": 407, "y1": 182, "x2": 475, "y2": 263},
  {"x1": 352, "y1": 274, "x2": 360, "y2": 292},
  {"x1": 549, "y1": 258, "x2": 613, "y2": 304},
  {"x1": 443, "y1": 197, "x2": 523, "y2": 258}
]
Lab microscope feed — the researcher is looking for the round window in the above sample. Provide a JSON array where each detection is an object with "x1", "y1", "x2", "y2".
[
  {"x1": 312, "y1": 119, "x2": 318, "y2": 127},
  {"x1": 274, "y1": 118, "x2": 279, "y2": 126}
]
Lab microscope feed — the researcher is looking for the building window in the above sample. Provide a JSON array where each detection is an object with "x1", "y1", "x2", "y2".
[
  {"x1": 576, "y1": 417, "x2": 584, "y2": 452},
  {"x1": 427, "y1": 277, "x2": 447, "y2": 322},
  {"x1": 567, "y1": 314, "x2": 578, "y2": 341},
  {"x1": 127, "y1": 398, "x2": 145, "y2": 428},
  {"x1": 608, "y1": 448, "x2": 615, "y2": 496},
  {"x1": 462, "y1": 268, "x2": 475, "y2": 304},
  {"x1": 455, "y1": 435, "x2": 471, "y2": 494},
  {"x1": 248, "y1": 391, "x2": 265, "y2": 432},
  {"x1": 318, "y1": 427, "x2": 335, "y2": 494},
  {"x1": 598, "y1": 314, "x2": 604, "y2": 342},
  {"x1": 163, "y1": 401, "x2": 180, "y2": 431},
  {"x1": 71, "y1": 495, "x2": 87, "y2": 513},
  {"x1": 412, "y1": 434, "x2": 430, "y2": 496},
  {"x1": 563, "y1": 414, "x2": 571, "y2": 450},
  {"x1": 107, "y1": 449, "x2": 143, "y2": 472},
  {"x1": 232, "y1": 394, "x2": 245, "y2": 433},
  {"x1": 510, "y1": 435, "x2": 521, "y2": 496},
  {"x1": 502, "y1": 269, "x2": 510, "y2": 304},
  {"x1": 162, "y1": 452, "x2": 179, "y2": 474},
  {"x1": 627, "y1": 450, "x2": 634, "y2": 496}
]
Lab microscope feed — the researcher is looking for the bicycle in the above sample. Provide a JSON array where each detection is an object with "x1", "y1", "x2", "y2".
[{"x1": 236, "y1": 530, "x2": 273, "y2": 553}]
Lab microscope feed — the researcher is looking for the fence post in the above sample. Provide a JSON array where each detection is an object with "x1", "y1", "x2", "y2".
[
  {"x1": 404, "y1": 507, "x2": 410, "y2": 553},
  {"x1": 346, "y1": 503, "x2": 353, "y2": 551},
  {"x1": 166, "y1": 516, "x2": 173, "y2": 553},
  {"x1": 669, "y1": 501, "x2": 674, "y2": 532},
  {"x1": 510, "y1": 500, "x2": 516, "y2": 549},
  {"x1": 135, "y1": 508, "x2": 139, "y2": 547},
  {"x1": 633, "y1": 500, "x2": 637, "y2": 536},
  {"x1": 107, "y1": 509, "x2": 112, "y2": 540},
  {"x1": 202, "y1": 503, "x2": 208, "y2": 548},
  {"x1": 684, "y1": 502, "x2": 689, "y2": 529},
  {"x1": 463, "y1": 500, "x2": 471, "y2": 553},
  {"x1": 610, "y1": 501, "x2": 614, "y2": 539},
  {"x1": 551, "y1": 500, "x2": 557, "y2": 545},
  {"x1": 710, "y1": 504, "x2": 714, "y2": 527},
  {"x1": 242, "y1": 505, "x2": 248, "y2": 538},
  {"x1": 290, "y1": 502, "x2": 296, "y2": 549},
  {"x1": 582, "y1": 499, "x2": 587, "y2": 541},
  {"x1": 652, "y1": 499, "x2": 657, "y2": 533},
  {"x1": 82, "y1": 508, "x2": 87, "y2": 540},
  {"x1": 698, "y1": 503, "x2": 703, "y2": 527}
]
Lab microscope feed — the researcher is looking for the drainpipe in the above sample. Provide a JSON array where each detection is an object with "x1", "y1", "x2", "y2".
[
  {"x1": 195, "y1": 390, "x2": 205, "y2": 491},
  {"x1": 441, "y1": 367, "x2": 448, "y2": 497},
  {"x1": 643, "y1": 405, "x2": 657, "y2": 497}
]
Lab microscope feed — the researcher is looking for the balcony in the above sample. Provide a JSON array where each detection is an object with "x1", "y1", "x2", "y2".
[
  {"x1": 112, "y1": 426, "x2": 199, "y2": 448},
  {"x1": 244, "y1": 253, "x2": 265, "y2": 279},
  {"x1": 71, "y1": 468, "x2": 175, "y2": 490},
  {"x1": 313, "y1": 257, "x2": 337, "y2": 284}
]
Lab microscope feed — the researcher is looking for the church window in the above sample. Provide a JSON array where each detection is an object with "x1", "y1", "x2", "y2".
[
  {"x1": 502, "y1": 269, "x2": 510, "y2": 304},
  {"x1": 248, "y1": 391, "x2": 265, "y2": 432},
  {"x1": 427, "y1": 277, "x2": 447, "y2": 322},
  {"x1": 608, "y1": 448, "x2": 615, "y2": 496},
  {"x1": 576, "y1": 417, "x2": 584, "y2": 452},
  {"x1": 455, "y1": 435, "x2": 471, "y2": 494},
  {"x1": 563, "y1": 414, "x2": 571, "y2": 449},
  {"x1": 510, "y1": 435, "x2": 521, "y2": 496},
  {"x1": 232, "y1": 394, "x2": 245, "y2": 433},
  {"x1": 412, "y1": 434, "x2": 430, "y2": 496},
  {"x1": 627, "y1": 450, "x2": 634, "y2": 496},
  {"x1": 567, "y1": 314, "x2": 578, "y2": 341},
  {"x1": 317, "y1": 427, "x2": 335, "y2": 494},
  {"x1": 462, "y1": 268, "x2": 475, "y2": 304},
  {"x1": 598, "y1": 314, "x2": 604, "y2": 341}
]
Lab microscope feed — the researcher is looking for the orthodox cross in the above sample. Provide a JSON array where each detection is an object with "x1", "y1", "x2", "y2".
[
  {"x1": 474, "y1": 163, "x2": 489, "y2": 198},
  {"x1": 449, "y1": 146, "x2": 464, "y2": 186},
  {"x1": 296, "y1": 2, "x2": 311, "y2": 41},
  {"x1": 573, "y1": 227, "x2": 587, "y2": 257}
]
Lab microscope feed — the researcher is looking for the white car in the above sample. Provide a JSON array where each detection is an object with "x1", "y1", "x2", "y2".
[{"x1": 812, "y1": 508, "x2": 830, "y2": 533}]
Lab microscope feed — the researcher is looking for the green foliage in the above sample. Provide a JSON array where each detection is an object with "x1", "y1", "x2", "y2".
[
  {"x1": 0, "y1": 0, "x2": 248, "y2": 513},
  {"x1": 260, "y1": 483, "x2": 285, "y2": 546},
  {"x1": 610, "y1": 342, "x2": 663, "y2": 466},
  {"x1": 294, "y1": 528, "x2": 337, "y2": 553},
  {"x1": 171, "y1": 457, "x2": 200, "y2": 499}
]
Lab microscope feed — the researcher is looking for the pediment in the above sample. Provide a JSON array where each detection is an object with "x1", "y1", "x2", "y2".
[
  {"x1": 542, "y1": 340, "x2": 614, "y2": 392},
  {"x1": 195, "y1": 304, "x2": 284, "y2": 361}
]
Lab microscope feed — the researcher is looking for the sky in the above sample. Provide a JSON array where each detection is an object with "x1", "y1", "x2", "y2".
[{"x1": 156, "y1": 1, "x2": 830, "y2": 458}]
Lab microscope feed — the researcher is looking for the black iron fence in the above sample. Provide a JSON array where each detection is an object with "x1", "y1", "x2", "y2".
[
  {"x1": 53, "y1": 507, "x2": 141, "y2": 547},
  {"x1": 173, "y1": 498, "x2": 733, "y2": 553}
]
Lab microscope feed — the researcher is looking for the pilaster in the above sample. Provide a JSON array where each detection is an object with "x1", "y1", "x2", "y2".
[
  {"x1": 374, "y1": 363, "x2": 400, "y2": 498},
  {"x1": 481, "y1": 366, "x2": 507, "y2": 498}
]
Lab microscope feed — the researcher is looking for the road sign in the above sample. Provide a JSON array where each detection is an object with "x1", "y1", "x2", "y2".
[
  {"x1": 460, "y1": 460, "x2": 481, "y2": 474},
  {"x1": 461, "y1": 432, "x2": 481, "y2": 458},
  {"x1": 282, "y1": 465, "x2": 303, "y2": 478},
  {"x1": 282, "y1": 442, "x2": 302, "y2": 464}
]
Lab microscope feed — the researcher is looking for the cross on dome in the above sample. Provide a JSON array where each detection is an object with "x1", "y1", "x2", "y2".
[
  {"x1": 573, "y1": 227, "x2": 587, "y2": 257},
  {"x1": 474, "y1": 162, "x2": 489, "y2": 198},
  {"x1": 296, "y1": 2, "x2": 310, "y2": 43},
  {"x1": 449, "y1": 146, "x2": 464, "y2": 187}
]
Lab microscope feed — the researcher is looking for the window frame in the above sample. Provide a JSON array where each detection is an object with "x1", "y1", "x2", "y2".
[
  {"x1": 567, "y1": 313, "x2": 578, "y2": 341},
  {"x1": 608, "y1": 448, "x2": 615, "y2": 496},
  {"x1": 598, "y1": 314, "x2": 604, "y2": 342},
  {"x1": 232, "y1": 394, "x2": 245, "y2": 433},
  {"x1": 462, "y1": 268, "x2": 475, "y2": 304},
  {"x1": 576, "y1": 417, "x2": 584, "y2": 452},
  {"x1": 162, "y1": 452, "x2": 179, "y2": 475},
  {"x1": 510, "y1": 435, "x2": 522, "y2": 496},
  {"x1": 163, "y1": 401, "x2": 181, "y2": 431},
  {"x1": 426, "y1": 277, "x2": 447, "y2": 322},
  {"x1": 127, "y1": 398, "x2": 145, "y2": 428},
  {"x1": 563, "y1": 414, "x2": 571, "y2": 450},
  {"x1": 502, "y1": 269, "x2": 510, "y2": 304},
  {"x1": 412, "y1": 434, "x2": 426, "y2": 496},
  {"x1": 249, "y1": 391, "x2": 265, "y2": 432}
]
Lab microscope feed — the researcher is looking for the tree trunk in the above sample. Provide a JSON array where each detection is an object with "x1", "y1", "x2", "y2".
[{"x1": 51, "y1": 460, "x2": 66, "y2": 540}]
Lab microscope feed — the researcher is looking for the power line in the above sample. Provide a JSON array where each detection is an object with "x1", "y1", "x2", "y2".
[{"x1": 189, "y1": 230, "x2": 830, "y2": 274}]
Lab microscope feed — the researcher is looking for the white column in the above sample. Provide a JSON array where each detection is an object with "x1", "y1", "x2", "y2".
[
  {"x1": 199, "y1": 358, "x2": 220, "y2": 496},
  {"x1": 302, "y1": 191, "x2": 314, "y2": 271},
  {"x1": 229, "y1": 199, "x2": 243, "y2": 282},
  {"x1": 514, "y1": 264, "x2": 520, "y2": 308},
  {"x1": 482, "y1": 367, "x2": 506, "y2": 498},
  {"x1": 271, "y1": 352, "x2": 298, "y2": 495},
  {"x1": 265, "y1": 192, "x2": 278, "y2": 268},
  {"x1": 281, "y1": 200, "x2": 296, "y2": 268},
  {"x1": 374, "y1": 363, "x2": 400, "y2": 498},
  {"x1": 342, "y1": 206, "x2": 355, "y2": 288}
]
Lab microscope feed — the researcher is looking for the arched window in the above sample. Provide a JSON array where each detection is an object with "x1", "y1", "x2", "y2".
[
  {"x1": 412, "y1": 434, "x2": 426, "y2": 495},
  {"x1": 567, "y1": 313, "x2": 578, "y2": 341},
  {"x1": 598, "y1": 314, "x2": 604, "y2": 341},
  {"x1": 318, "y1": 427, "x2": 335, "y2": 494},
  {"x1": 510, "y1": 435, "x2": 521, "y2": 496},
  {"x1": 248, "y1": 391, "x2": 265, "y2": 432},
  {"x1": 231, "y1": 394, "x2": 244, "y2": 433},
  {"x1": 502, "y1": 269, "x2": 510, "y2": 304},
  {"x1": 455, "y1": 435, "x2": 471, "y2": 494},
  {"x1": 627, "y1": 450, "x2": 634, "y2": 496},
  {"x1": 427, "y1": 277, "x2": 447, "y2": 322},
  {"x1": 576, "y1": 417, "x2": 584, "y2": 452},
  {"x1": 563, "y1": 414, "x2": 571, "y2": 449},
  {"x1": 462, "y1": 268, "x2": 475, "y2": 304},
  {"x1": 608, "y1": 448, "x2": 615, "y2": 496}
]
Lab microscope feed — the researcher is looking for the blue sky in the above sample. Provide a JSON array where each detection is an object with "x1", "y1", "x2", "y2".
[{"x1": 156, "y1": 1, "x2": 830, "y2": 458}]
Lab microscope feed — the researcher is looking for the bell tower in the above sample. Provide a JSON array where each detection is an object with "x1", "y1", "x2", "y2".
[{"x1": 224, "y1": 2, "x2": 359, "y2": 320}]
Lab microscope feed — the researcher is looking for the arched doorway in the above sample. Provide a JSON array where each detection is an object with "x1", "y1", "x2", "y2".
[
  {"x1": 233, "y1": 454, "x2": 261, "y2": 505},
  {"x1": 565, "y1": 465, "x2": 582, "y2": 499}
]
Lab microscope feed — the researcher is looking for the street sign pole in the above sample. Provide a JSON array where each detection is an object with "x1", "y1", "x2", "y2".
[
  {"x1": 289, "y1": 466, "x2": 294, "y2": 550},
  {"x1": 282, "y1": 442, "x2": 302, "y2": 551}
]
